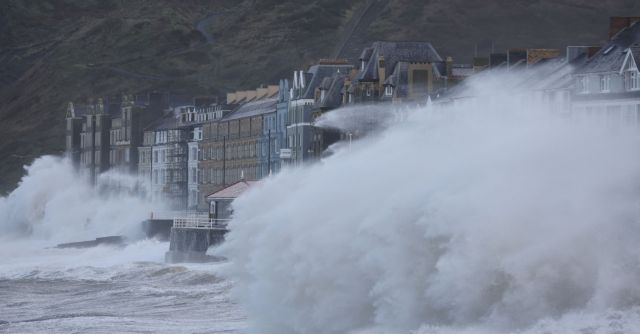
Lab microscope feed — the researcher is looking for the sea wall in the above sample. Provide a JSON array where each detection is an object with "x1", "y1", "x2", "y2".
[{"x1": 165, "y1": 227, "x2": 226, "y2": 263}]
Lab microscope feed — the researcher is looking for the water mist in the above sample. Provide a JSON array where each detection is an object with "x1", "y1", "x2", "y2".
[{"x1": 218, "y1": 71, "x2": 640, "y2": 333}]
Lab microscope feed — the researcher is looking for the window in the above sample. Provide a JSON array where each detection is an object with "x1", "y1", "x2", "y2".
[
  {"x1": 628, "y1": 71, "x2": 640, "y2": 91},
  {"x1": 578, "y1": 76, "x2": 589, "y2": 94},
  {"x1": 153, "y1": 151, "x2": 158, "y2": 163},
  {"x1": 366, "y1": 86, "x2": 372, "y2": 97},
  {"x1": 600, "y1": 74, "x2": 610, "y2": 92},
  {"x1": 385, "y1": 86, "x2": 393, "y2": 96}
]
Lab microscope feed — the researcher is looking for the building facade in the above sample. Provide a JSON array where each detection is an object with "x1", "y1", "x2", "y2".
[
  {"x1": 571, "y1": 19, "x2": 640, "y2": 124},
  {"x1": 346, "y1": 41, "x2": 447, "y2": 104},
  {"x1": 286, "y1": 61, "x2": 354, "y2": 166},
  {"x1": 66, "y1": 93, "x2": 166, "y2": 184}
]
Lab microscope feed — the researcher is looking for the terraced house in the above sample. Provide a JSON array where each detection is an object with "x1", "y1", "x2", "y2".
[
  {"x1": 572, "y1": 18, "x2": 640, "y2": 123},
  {"x1": 286, "y1": 60, "x2": 354, "y2": 165},
  {"x1": 198, "y1": 85, "x2": 279, "y2": 209}
]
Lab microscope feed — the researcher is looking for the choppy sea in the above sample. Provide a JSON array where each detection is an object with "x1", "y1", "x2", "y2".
[{"x1": 0, "y1": 240, "x2": 245, "y2": 334}]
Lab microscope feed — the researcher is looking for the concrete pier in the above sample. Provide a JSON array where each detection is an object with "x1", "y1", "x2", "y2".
[
  {"x1": 142, "y1": 219, "x2": 173, "y2": 241},
  {"x1": 165, "y1": 218, "x2": 228, "y2": 263}
]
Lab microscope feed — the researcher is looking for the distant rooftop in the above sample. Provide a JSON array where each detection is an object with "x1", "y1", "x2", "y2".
[{"x1": 207, "y1": 180, "x2": 260, "y2": 200}]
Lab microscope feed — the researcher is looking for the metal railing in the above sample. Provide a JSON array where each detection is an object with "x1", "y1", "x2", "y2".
[
  {"x1": 151, "y1": 211, "x2": 208, "y2": 220},
  {"x1": 173, "y1": 217, "x2": 230, "y2": 230}
]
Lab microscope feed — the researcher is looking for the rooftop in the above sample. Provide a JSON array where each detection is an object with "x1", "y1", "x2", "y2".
[
  {"x1": 358, "y1": 41, "x2": 443, "y2": 82},
  {"x1": 207, "y1": 180, "x2": 260, "y2": 200},
  {"x1": 222, "y1": 97, "x2": 278, "y2": 121},
  {"x1": 576, "y1": 21, "x2": 640, "y2": 74}
]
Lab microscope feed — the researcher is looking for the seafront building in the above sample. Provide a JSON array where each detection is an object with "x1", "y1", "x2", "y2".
[
  {"x1": 66, "y1": 17, "x2": 640, "y2": 212},
  {"x1": 286, "y1": 60, "x2": 354, "y2": 165},
  {"x1": 571, "y1": 18, "x2": 640, "y2": 121},
  {"x1": 66, "y1": 93, "x2": 167, "y2": 184},
  {"x1": 198, "y1": 85, "x2": 279, "y2": 209}
]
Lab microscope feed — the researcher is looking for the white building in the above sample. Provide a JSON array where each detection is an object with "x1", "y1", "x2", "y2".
[{"x1": 187, "y1": 126, "x2": 203, "y2": 210}]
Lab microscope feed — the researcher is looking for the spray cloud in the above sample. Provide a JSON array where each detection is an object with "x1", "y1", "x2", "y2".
[{"x1": 218, "y1": 69, "x2": 640, "y2": 334}]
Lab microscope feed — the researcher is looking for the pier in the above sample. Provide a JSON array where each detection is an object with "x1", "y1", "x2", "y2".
[{"x1": 165, "y1": 216, "x2": 230, "y2": 263}]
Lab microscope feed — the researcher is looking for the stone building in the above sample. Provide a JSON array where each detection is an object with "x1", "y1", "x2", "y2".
[
  {"x1": 345, "y1": 41, "x2": 447, "y2": 104},
  {"x1": 66, "y1": 97, "x2": 120, "y2": 184},
  {"x1": 136, "y1": 99, "x2": 234, "y2": 209},
  {"x1": 187, "y1": 125, "x2": 203, "y2": 210},
  {"x1": 66, "y1": 92, "x2": 166, "y2": 184},
  {"x1": 198, "y1": 86, "x2": 279, "y2": 209},
  {"x1": 257, "y1": 79, "x2": 289, "y2": 178},
  {"x1": 286, "y1": 60, "x2": 354, "y2": 166},
  {"x1": 148, "y1": 117, "x2": 189, "y2": 208}
]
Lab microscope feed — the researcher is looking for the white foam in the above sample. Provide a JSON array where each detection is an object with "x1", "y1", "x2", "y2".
[{"x1": 218, "y1": 76, "x2": 640, "y2": 333}]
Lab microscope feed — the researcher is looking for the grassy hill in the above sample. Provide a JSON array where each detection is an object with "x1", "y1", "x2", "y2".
[{"x1": 1, "y1": 0, "x2": 639, "y2": 193}]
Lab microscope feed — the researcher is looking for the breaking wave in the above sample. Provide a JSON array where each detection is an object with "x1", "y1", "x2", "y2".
[
  {"x1": 219, "y1": 84, "x2": 640, "y2": 333},
  {"x1": 0, "y1": 156, "x2": 159, "y2": 244}
]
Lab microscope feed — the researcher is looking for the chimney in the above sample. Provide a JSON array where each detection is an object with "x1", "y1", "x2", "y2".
[
  {"x1": 609, "y1": 17, "x2": 640, "y2": 39},
  {"x1": 566, "y1": 46, "x2": 600, "y2": 63},
  {"x1": 446, "y1": 56, "x2": 453, "y2": 77},
  {"x1": 226, "y1": 92, "x2": 237, "y2": 104}
]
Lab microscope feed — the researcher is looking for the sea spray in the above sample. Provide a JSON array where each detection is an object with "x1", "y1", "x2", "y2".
[
  {"x1": 0, "y1": 155, "x2": 161, "y2": 244},
  {"x1": 218, "y1": 83, "x2": 640, "y2": 333}
]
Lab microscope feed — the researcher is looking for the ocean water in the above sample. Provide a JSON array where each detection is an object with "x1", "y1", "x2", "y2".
[
  {"x1": 0, "y1": 240, "x2": 245, "y2": 333},
  {"x1": 0, "y1": 157, "x2": 244, "y2": 333}
]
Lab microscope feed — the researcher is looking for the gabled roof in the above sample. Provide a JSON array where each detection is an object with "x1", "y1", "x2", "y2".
[
  {"x1": 577, "y1": 21, "x2": 640, "y2": 74},
  {"x1": 293, "y1": 64, "x2": 353, "y2": 100},
  {"x1": 383, "y1": 61, "x2": 409, "y2": 97},
  {"x1": 620, "y1": 45, "x2": 640, "y2": 73},
  {"x1": 207, "y1": 180, "x2": 260, "y2": 200},
  {"x1": 357, "y1": 41, "x2": 443, "y2": 82},
  {"x1": 317, "y1": 72, "x2": 347, "y2": 109},
  {"x1": 359, "y1": 47, "x2": 373, "y2": 62}
]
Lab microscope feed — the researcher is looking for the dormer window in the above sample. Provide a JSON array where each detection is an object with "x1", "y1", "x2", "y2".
[
  {"x1": 623, "y1": 52, "x2": 640, "y2": 91},
  {"x1": 384, "y1": 86, "x2": 393, "y2": 96},
  {"x1": 361, "y1": 60, "x2": 365, "y2": 71}
]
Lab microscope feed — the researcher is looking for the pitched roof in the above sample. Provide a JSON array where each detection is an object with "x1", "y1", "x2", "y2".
[
  {"x1": 207, "y1": 180, "x2": 260, "y2": 200},
  {"x1": 383, "y1": 61, "x2": 409, "y2": 97},
  {"x1": 318, "y1": 72, "x2": 347, "y2": 109},
  {"x1": 577, "y1": 21, "x2": 640, "y2": 74},
  {"x1": 630, "y1": 45, "x2": 640, "y2": 66},
  {"x1": 294, "y1": 64, "x2": 353, "y2": 100},
  {"x1": 357, "y1": 41, "x2": 443, "y2": 81},
  {"x1": 147, "y1": 113, "x2": 179, "y2": 131},
  {"x1": 222, "y1": 97, "x2": 277, "y2": 121}
]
